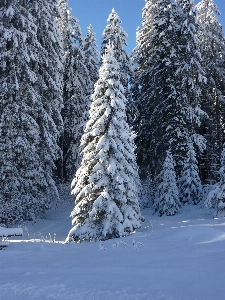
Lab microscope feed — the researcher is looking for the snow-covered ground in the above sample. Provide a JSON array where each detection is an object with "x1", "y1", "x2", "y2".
[{"x1": 0, "y1": 193, "x2": 225, "y2": 300}]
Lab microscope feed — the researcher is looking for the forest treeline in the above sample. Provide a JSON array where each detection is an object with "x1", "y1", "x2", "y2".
[{"x1": 0, "y1": 0, "x2": 225, "y2": 234}]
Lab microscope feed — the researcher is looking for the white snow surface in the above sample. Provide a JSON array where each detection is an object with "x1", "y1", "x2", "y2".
[{"x1": 0, "y1": 193, "x2": 225, "y2": 300}]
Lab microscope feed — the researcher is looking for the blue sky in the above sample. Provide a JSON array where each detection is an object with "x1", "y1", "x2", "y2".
[{"x1": 68, "y1": 0, "x2": 225, "y2": 54}]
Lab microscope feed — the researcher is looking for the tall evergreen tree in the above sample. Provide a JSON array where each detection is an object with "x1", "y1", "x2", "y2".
[
  {"x1": 101, "y1": 9, "x2": 133, "y2": 99},
  {"x1": 58, "y1": 0, "x2": 90, "y2": 181},
  {"x1": 155, "y1": 150, "x2": 181, "y2": 216},
  {"x1": 132, "y1": 0, "x2": 174, "y2": 179},
  {"x1": 66, "y1": 45, "x2": 142, "y2": 242},
  {"x1": 197, "y1": 0, "x2": 225, "y2": 183},
  {"x1": 83, "y1": 24, "x2": 100, "y2": 93},
  {"x1": 133, "y1": 0, "x2": 206, "y2": 185},
  {"x1": 101, "y1": 8, "x2": 136, "y2": 123},
  {"x1": 167, "y1": 0, "x2": 207, "y2": 183},
  {"x1": 0, "y1": 0, "x2": 48, "y2": 224},
  {"x1": 29, "y1": 0, "x2": 64, "y2": 192}
]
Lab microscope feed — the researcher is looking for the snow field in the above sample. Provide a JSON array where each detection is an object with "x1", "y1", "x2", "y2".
[{"x1": 0, "y1": 201, "x2": 225, "y2": 300}]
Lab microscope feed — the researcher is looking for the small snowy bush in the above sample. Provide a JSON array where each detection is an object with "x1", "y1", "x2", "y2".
[{"x1": 155, "y1": 150, "x2": 181, "y2": 216}]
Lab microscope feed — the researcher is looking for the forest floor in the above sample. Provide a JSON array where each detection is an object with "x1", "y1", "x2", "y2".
[{"x1": 0, "y1": 187, "x2": 225, "y2": 300}]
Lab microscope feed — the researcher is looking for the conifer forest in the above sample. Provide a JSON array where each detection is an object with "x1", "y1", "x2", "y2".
[{"x1": 1, "y1": 0, "x2": 225, "y2": 242}]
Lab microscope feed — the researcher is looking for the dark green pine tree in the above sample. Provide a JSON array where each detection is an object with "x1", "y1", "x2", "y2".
[
  {"x1": 197, "y1": 0, "x2": 225, "y2": 184},
  {"x1": 0, "y1": 0, "x2": 48, "y2": 224},
  {"x1": 167, "y1": 0, "x2": 207, "y2": 178},
  {"x1": 28, "y1": 0, "x2": 64, "y2": 193},
  {"x1": 83, "y1": 24, "x2": 100, "y2": 94},
  {"x1": 133, "y1": 0, "x2": 206, "y2": 197},
  {"x1": 58, "y1": 0, "x2": 90, "y2": 181},
  {"x1": 132, "y1": 0, "x2": 177, "y2": 180}
]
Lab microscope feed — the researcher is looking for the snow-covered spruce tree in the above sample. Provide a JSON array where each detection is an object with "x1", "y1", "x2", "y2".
[
  {"x1": 132, "y1": 0, "x2": 177, "y2": 180},
  {"x1": 205, "y1": 184, "x2": 220, "y2": 210},
  {"x1": 197, "y1": 0, "x2": 225, "y2": 183},
  {"x1": 66, "y1": 45, "x2": 142, "y2": 242},
  {"x1": 58, "y1": 0, "x2": 90, "y2": 181},
  {"x1": 208, "y1": 143, "x2": 225, "y2": 218},
  {"x1": 0, "y1": 0, "x2": 48, "y2": 224},
  {"x1": 83, "y1": 24, "x2": 100, "y2": 94},
  {"x1": 141, "y1": 174, "x2": 154, "y2": 208},
  {"x1": 179, "y1": 141, "x2": 203, "y2": 205},
  {"x1": 101, "y1": 8, "x2": 135, "y2": 124},
  {"x1": 170, "y1": 0, "x2": 207, "y2": 170},
  {"x1": 101, "y1": 9, "x2": 133, "y2": 98},
  {"x1": 133, "y1": 0, "x2": 206, "y2": 184},
  {"x1": 28, "y1": 0, "x2": 64, "y2": 192},
  {"x1": 155, "y1": 150, "x2": 181, "y2": 216},
  {"x1": 171, "y1": 0, "x2": 207, "y2": 174}
]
